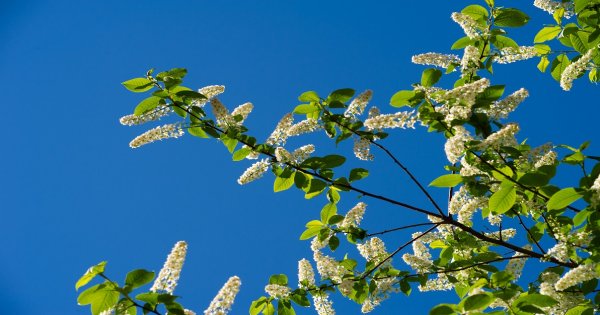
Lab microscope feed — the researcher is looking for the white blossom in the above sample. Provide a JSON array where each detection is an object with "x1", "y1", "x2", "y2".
[
  {"x1": 203, "y1": 276, "x2": 241, "y2": 315},
  {"x1": 461, "y1": 45, "x2": 480, "y2": 77},
  {"x1": 298, "y1": 259, "x2": 315, "y2": 289},
  {"x1": 313, "y1": 293, "x2": 335, "y2": 315},
  {"x1": 129, "y1": 123, "x2": 184, "y2": 148},
  {"x1": 344, "y1": 90, "x2": 373, "y2": 117},
  {"x1": 451, "y1": 12, "x2": 482, "y2": 39},
  {"x1": 266, "y1": 113, "x2": 294, "y2": 146},
  {"x1": 237, "y1": 159, "x2": 270, "y2": 185},
  {"x1": 194, "y1": 85, "x2": 225, "y2": 107},
  {"x1": 534, "y1": 150, "x2": 557, "y2": 169},
  {"x1": 210, "y1": 98, "x2": 233, "y2": 127},
  {"x1": 313, "y1": 251, "x2": 346, "y2": 283},
  {"x1": 120, "y1": 106, "x2": 172, "y2": 126},
  {"x1": 444, "y1": 125, "x2": 472, "y2": 163},
  {"x1": 184, "y1": 310, "x2": 196, "y2": 315},
  {"x1": 495, "y1": 46, "x2": 537, "y2": 64},
  {"x1": 534, "y1": 0, "x2": 574, "y2": 18},
  {"x1": 230, "y1": 102, "x2": 253, "y2": 124},
  {"x1": 151, "y1": 241, "x2": 187, "y2": 294},
  {"x1": 591, "y1": 173, "x2": 600, "y2": 208},
  {"x1": 478, "y1": 123, "x2": 519, "y2": 149},
  {"x1": 265, "y1": 284, "x2": 291, "y2": 299},
  {"x1": 363, "y1": 111, "x2": 417, "y2": 130},
  {"x1": 505, "y1": 246, "x2": 531, "y2": 281},
  {"x1": 339, "y1": 202, "x2": 366, "y2": 229},
  {"x1": 353, "y1": 137, "x2": 374, "y2": 161},
  {"x1": 357, "y1": 237, "x2": 390, "y2": 265},
  {"x1": 540, "y1": 271, "x2": 585, "y2": 314},
  {"x1": 555, "y1": 263, "x2": 599, "y2": 291},
  {"x1": 560, "y1": 48, "x2": 595, "y2": 91},
  {"x1": 546, "y1": 242, "x2": 569, "y2": 263},
  {"x1": 287, "y1": 118, "x2": 321, "y2": 137},
  {"x1": 412, "y1": 53, "x2": 460, "y2": 69},
  {"x1": 419, "y1": 274, "x2": 453, "y2": 292},
  {"x1": 486, "y1": 88, "x2": 529, "y2": 120}
]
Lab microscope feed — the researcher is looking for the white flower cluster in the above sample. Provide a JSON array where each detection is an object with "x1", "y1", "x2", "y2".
[
  {"x1": 184, "y1": 310, "x2": 196, "y2": 315},
  {"x1": 360, "y1": 277, "x2": 397, "y2": 313},
  {"x1": 120, "y1": 106, "x2": 173, "y2": 126},
  {"x1": 444, "y1": 126, "x2": 472, "y2": 163},
  {"x1": 533, "y1": 150, "x2": 557, "y2": 169},
  {"x1": 459, "y1": 156, "x2": 485, "y2": 177},
  {"x1": 402, "y1": 236, "x2": 434, "y2": 273},
  {"x1": 298, "y1": 259, "x2": 316, "y2": 289},
  {"x1": 478, "y1": 123, "x2": 519, "y2": 150},
  {"x1": 442, "y1": 78, "x2": 490, "y2": 107},
  {"x1": 560, "y1": 48, "x2": 596, "y2": 91},
  {"x1": 287, "y1": 118, "x2": 322, "y2": 137},
  {"x1": 203, "y1": 276, "x2": 242, "y2": 315},
  {"x1": 534, "y1": 0, "x2": 574, "y2": 19},
  {"x1": 363, "y1": 111, "x2": 417, "y2": 130},
  {"x1": 540, "y1": 271, "x2": 585, "y2": 314},
  {"x1": 411, "y1": 53, "x2": 460, "y2": 69},
  {"x1": 357, "y1": 237, "x2": 389, "y2": 265},
  {"x1": 419, "y1": 274, "x2": 453, "y2": 292},
  {"x1": 129, "y1": 123, "x2": 184, "y2": 148},
  {"x1": 449, "y1": 186, "x2": 487, "y2": 225},
  {"x1": 483, "y1": 228, "x2": 517, "y2": 241},
  {"x1": 313, "y1": 293, "x2": 336, "y2": 315},
  {"x1": 151, "y1": 241, "x2": 187, "y2": 294},
  {"x1": 237, "y1": 159, "x2": 270, "y2": 185},
  {"x1": 313, "y1": 250, "x2": 347, "y2": 283},
  {"x1": 546, "y1": 242, "x2": 569, "y2": 263},
  {"x1": 555, "y1": 263, "x2": 599, "y2": 291},
  {"x1": 339, "y1": 202, "x2": 366, "y2": 229},
  {"x1": 353, "y1": 137, "x2": 374, "y2": 161},
  {"x1": 495, "y1": 46, "x2": 537, "y2": 64},
  {"x1": 264, "y1": 284, "x2": 291, "y2": 299},
  {"x1": 210, "y1": 98, "x2": 253, "y2": 128},
  {"x1": 486, "y1": 88, "x2": 529, "y2": 120},
  {"x1": 451, "y1": 12, "x2": 483, "y2": 39},
  {"x1": 591, "y1": 174, "x2": 600, "y2": 208},
  {"x1": 266, "y1": 113, "x2": 294, "y2": 146},
  {"x1": 194, "y1": 85, "x2": 225, "y2": 107},
  {"x1": 505, "y1": 246, "x2": 531, "y2": 281},
  {"x1": 461, "y1": 45, "x2": 480, "y2": 77},
  {"x1": 275, "y1": 144, "x2": 315, "y2": 165},
  {"x1": 344, "y1": 90, "x2": 373, "y2": 117}
]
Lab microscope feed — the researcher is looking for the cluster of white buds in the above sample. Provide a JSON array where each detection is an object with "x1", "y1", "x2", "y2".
[
  {"x1": 483, "y1": 228, "x2": 517, "y2": 241},
  {"x1": 451, "y1": 12, "x2": 483, "y2": 39},
  {"x1": 412, "y1": 53, "x2": 460, "y2": 69},
  {"x1": 545, "y1": 242, "x2": 569, "y2": 263},
  {"x1": 560, "y1": 48, "x2": 596, "y2": 91},
  {"x1": 534, "y1": 0, "x2": 574, "y2": 19},
  {"x1": 264, "y1": 284, "x2": 291, "y2": 299},
  {"x1": 540, "y1": 271, "x2": 585, "y2": 314},
  {"x1": 591, "y1": 174, "x2": 600, "y2": 208},
  {"x1": 444, "y1": 126, "x2": 472, "y2": 163},
  {"x1": 275, "y1": 144, "x2": 315, "y2": 165},
  {"x1": 266, "y1": 113, "x2": 294, "y2": 146},
  {"x1": 194, "y1": 85, "x2": 225, "y2": 107},
  {"x1": 357, "y1": 237, "x2": 390, "y2": 265},
  {"x1": 353, "y1": 137, "x2": 374, "y2": 161},
  {"x1": 494, "y1": 47, "x2": 537, "y2": 64},
  {"x1": 344, "y1": 90, "x2": 373, "y2": 117},
  {"x1": 442, "y1": 78, "x2": 490, "y2": 107},
  {"x1": 237, "y1": 159, "x2": 270, "y2": 185},
  {"x1": 203, "y1": 276, "x2": 242, "y2": 315},
  {"x1": 313, "y1": 293, "x2": 336, "y2": 315},
  {"x1": 419, "y1": 274, "x2": 453, "y2": 292},
  {"x1": 339, "y1": 202, "x2": 366, "y2": 229},
  {"x1": 287, "y1": 118, "x2": 322, "y2": 137},
  {"x1": 555, "y1": 263, "x2": 599, "y2": 291},
  {"x1": 210, "y1": 98, "x2": 254, "y2": 128},
  {"x1": 533, "y1": 150, "x2": 557, "y2": 169},
  {"x1": 298, "y1": 259, "x2": 316, "y2": 289},
  {"x1": 120, "y1": 106, "x2": 173, "y2": 126},
  {"x1": 150, "y1": 241, "x2": 187, "y2": 294},
  {"x1": 486, "y1": 88, "x2": 529, "y2": 120},
  {"x1": 505, "y1": 246, "x2": 531, "y2": 281},
  {"x1": 363, "y1": 111, "x2": 417, "y2": 130},
  {"x1": 461, "y1": 45, "x2": 480, "y2": 77},
  {"x1": 478, "y1": 123, "x2": 520, "y2": 150},
  {"x1": 129, "y1": 123, "x2": 184, "y2": 148}
]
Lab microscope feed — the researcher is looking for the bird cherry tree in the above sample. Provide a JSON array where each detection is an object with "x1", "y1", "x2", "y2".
[{"x1": 75, "y1": 0, "x2": 600, "y2": 314}]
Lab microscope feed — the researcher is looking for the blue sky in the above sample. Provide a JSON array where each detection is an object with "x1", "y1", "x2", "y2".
[{"x1": 1, "y1": 1, "x2": 598, "y2": 314}]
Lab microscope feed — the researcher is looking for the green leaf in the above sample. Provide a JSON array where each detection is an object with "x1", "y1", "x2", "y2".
[
  {"x1": 304, "y1": 179, "x2": 327, "y2": 199},
  {"x1": 429, "y1": 174, "x2": 462, "y2": 187},
  {"x1": 299, "y1": 227, "x2": 321, "y2": 240},
  {"x1": 534, "y1": 26, "x2": 562, "y2": 43},
  {"x1": 349, "y1": 168, "x2": 369, "y2": 182},
  {"x1": 429, "y1": 304, "x2": 457, "y2": 315},
  {"x1": 78, "y1": 283, "x2": 120, "y2": 315},
  {"x1": 328, "y1": 235, "x2": 340, "y2": 251},
  {"x1": 534, "y1": 44, "x2": 551, "y2": 55},
  {"x1": 125, "y1": 269, "x2": 154, "y2": 290},
  {"x1": 547, "y1": 187, "x2": 583, "y2": 210},
  {"x1": 489, "y1": 181, "x2": 516, "y2": 214},
  {"x1": 421, "y1": 68, "x2": 443, "y2": 87},
  {"x1": 462, "y1": 293, "x2": 494, "y2": 311},
  {"x1": 492, "y1": 35, "x2": 519, "y2": 49},
  {"x1": 565, "y1": 305, "x2": 595, "y2": 315},
  {"x1": 514, "y1": 294, "x2": 558, "y2": 308},
  {"x1": 250, "y1": 297, "x2": 268, "y2": 315},
  {"x1": 551, "y1": 54, "x2": 571, "y2": 82},
  {"x1": 269, "y1": 274, "x2": 288, "y2": 286},
  {"x1": 328, "y1": 88, "x2": 355, "y2": 102},
  {"x1": 494, "y1": 8, "x2": 530, "y2": 27},
  {"x1": 590, "y1": 68, "x2": 599, "y2": 83},
  {"x1": 122, "y1": 78, "x2": 154, "y2": 93},
  {"x1": 263, "y1": 302, "x2": 275, "y2": 315},
  {"x1": 570, "y1": 34, "x2": 588, "y2": 53},
  {"x1": 274, "y1": 172, "x2": 296, "y2": 192},
  {"x1": 390, "y1": 90, "x2": 422, "y2": 107},
  {"x1": 320, "y1": 203, "x2": 337, "y2": 224},
  {"x1": 76, "y1": 261, "x2": 107, "y2": 290},
  {"x1": 135, "y1": 292, "x2": 159, "y2": 306},
  {"x1": 220, "y1": 135, "x2": 238, "y2": 153},
  {"x1": 537, "y1": 56, "x2": 550, "y2": 73},
  {"x1": 189, "y1": 127, "x2": 209, "y2": 138},
  {"x1": 451, "y1": 37, "x2": 473, "y2": 50},
  {"x1": 293, "y1": 104, "x2": 319, "y2": 114},
  {"x1": 298, "y1": 91, "x2": 320, "y2": 102},
  {"x1": 322, "y1": 155, "x2": 346, "y2": 168},
  {"x1": 133, "y1": 96, "x2": 162, "y2": 116},
  {"x1": 462, "y1": 5, "x2": 489, "y2": 21},
  {"x1": 277, "y1": 299, "x2": 296, "y2": 315}
]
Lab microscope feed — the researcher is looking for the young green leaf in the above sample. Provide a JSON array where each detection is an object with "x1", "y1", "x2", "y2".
[
  {"x1": 534, "y1": 26, "x2": 562, "y2": 43},
  {"x1": 421, "y1": 69, "x2": 443, "y2": 87},
  {"x1": 488, "y1": 181, "x2": 516, "y2": 214},
  {"x1": 494, "y1": 8, "x2": 530, "y2": 27},
  {"x1": 461, "y1": 293, "x2": 494, "y2": 311},
  {"x1": 125, "y1": 269, "x2": 154, "y2": 290},
  {"x1": 349, "y1": 168, "x2": 369, "y2": 182},
  {"x1": 547, "y1": 187, "x2": 583, "y2": 210},
  {"x1": 429, "y1": 174, "x2": 462, "y2": 187},
  {"x1": 122, "y1": 78, "x2": 154, "y2": 92},
  {"x1": 133, "y1": 96, "x2": 162, "y2": 116},
  {"x1": 274, "y1": 173, "x2": 296, "y2": 192},
  {"x1": 76, "y1": 261, "x2": 107, "y2": 290}
]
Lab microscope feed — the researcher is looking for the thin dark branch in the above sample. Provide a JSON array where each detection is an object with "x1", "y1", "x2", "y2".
[
  {"x1": 366, "y1": 222, "x2": 437, "y2": 237},
  {"x1": 513, "y1": 210, "x2": 546, "y2": 254}
]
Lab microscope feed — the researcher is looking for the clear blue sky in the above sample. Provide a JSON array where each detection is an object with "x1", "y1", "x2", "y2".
[{"x1": 1, "y1": 1, "x2": 598, "y2": 314}]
